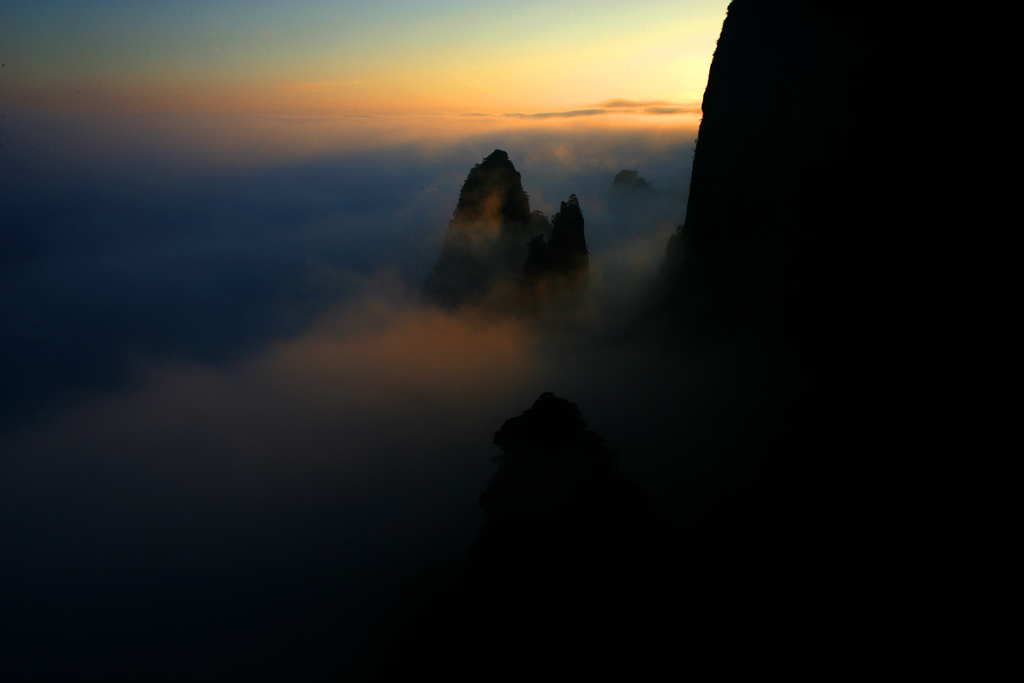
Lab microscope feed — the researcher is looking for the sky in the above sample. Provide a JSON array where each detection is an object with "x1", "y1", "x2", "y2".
[
  {"x1": 1, "y1": 1, "x2": 732, "y2": 680},
  {"x1": 3, "y1": 0, "x2": 725, "y2": 118}
]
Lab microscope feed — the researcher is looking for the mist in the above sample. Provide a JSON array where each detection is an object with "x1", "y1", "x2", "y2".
[{"x1": 1, "y1": 107, "x2": 702, "y2": 679}]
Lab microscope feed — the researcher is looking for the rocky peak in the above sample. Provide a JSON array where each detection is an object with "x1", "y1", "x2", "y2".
[
  {"x1": 450, "y1": 149, "x2": 532, "y2": 234},
  {"x1": 424, "y1": 150, "x2": 535, "y2": 307},
  {"x1": 425, "y1": 152, "x2": 588, "y2": 310}
]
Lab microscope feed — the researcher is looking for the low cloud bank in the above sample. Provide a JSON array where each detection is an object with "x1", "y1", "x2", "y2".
[
  {"x1": 1, "y1": 283, "x2": 542, "y2": 677},
  {"x1": 0, "y1": 267, "x2": 703, "y2": 678},
  {"x1": 1, "y1": 110, "x2": 697, "y2": 431},
  {"x1": 1, "y1": 110, "x2": 701, "y2": 679}
]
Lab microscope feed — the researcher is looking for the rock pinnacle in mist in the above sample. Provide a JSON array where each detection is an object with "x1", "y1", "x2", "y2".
[
  {"x1": 424, "y1": 150, "x2": 589, "y2": 310},
  {"x1": 423, "y1": 150, "x2": 534, "y2": 307}
]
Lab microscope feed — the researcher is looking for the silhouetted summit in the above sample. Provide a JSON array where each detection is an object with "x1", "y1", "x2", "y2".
[
  {"x1": 477, "y1": 392, "x2": 616, "y2": 536},
  {"x1": 451, "y1": 149, "x2": 532, "y2": 230},
  {"x1": 345, "y1": 393, "x2": 673, "y2": 681},
  {"x1": 425, "y1": 151, "x2": 589, "y2": 310},
  {"x1": 473, "y1": 392, "x2": 665, "y2": 581},
  {"x1": 612, "y1": 169, "x2": 653, "y2": 192}
]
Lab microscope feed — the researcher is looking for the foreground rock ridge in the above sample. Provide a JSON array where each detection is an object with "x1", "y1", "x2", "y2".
[
  {"x1": 423, "y1": 149, "x2": 588, "y2": 310},
  {"x1": 344, "y1": 393, "x2": 671, "y2": 680}
]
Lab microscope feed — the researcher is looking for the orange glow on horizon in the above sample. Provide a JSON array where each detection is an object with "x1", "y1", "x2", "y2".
[
  {"x1": 2, "y1": 0, "x2": 729, "y2": 134},
  {"x1": 7, "y1": 77, "x2": 705, "y2": 123}
]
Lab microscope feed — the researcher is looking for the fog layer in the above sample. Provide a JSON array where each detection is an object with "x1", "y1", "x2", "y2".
[{"x1": 1, "y1": 110, "x2": 699, "y2": 679}]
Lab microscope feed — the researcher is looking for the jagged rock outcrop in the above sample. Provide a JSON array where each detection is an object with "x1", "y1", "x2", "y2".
[
  {"x1": 425, "y1": 150, "x2": 589, "y2": 310},
  {"x1": 522, "y1": 194, "x2": 589, "y2": 283}
]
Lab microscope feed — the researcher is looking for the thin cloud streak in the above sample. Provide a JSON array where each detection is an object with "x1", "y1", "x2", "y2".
[
  {"x1": 459, "y1": 99, "x2": 702, "y2": 120},
  {"x1": 598, "y1": 99, "x2": 673, "y2": 108},
  {"x1": 505, "y1": 109, "x2": 608, "y2": 119},
  {"x1": 644, "y1": 106, "x2": 702, "y2": 114}
]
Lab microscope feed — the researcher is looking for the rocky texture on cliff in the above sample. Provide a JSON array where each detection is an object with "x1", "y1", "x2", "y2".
[{"x1": 424, "y1": 150, "x2": 588, "y2": 310}]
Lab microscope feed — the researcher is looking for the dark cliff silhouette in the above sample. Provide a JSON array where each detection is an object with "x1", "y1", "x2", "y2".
[
  {"x1": 649, "y1": 1, "x2": 935, "y2": 348},
  {"x1": 651, "y1": 1, "x2": 883, "y2": 339},
  {"x1": 647, "y1": 0, "x2": 940, "y2": 501},
  {"x1": 639, "y1": 0, "x2": 952, "y2": 672},
  {"x1": 424, "y1": 151, "x2": 589, "y2": 311}
]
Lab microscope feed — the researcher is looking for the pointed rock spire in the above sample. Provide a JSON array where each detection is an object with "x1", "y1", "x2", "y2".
[{"x1": 424, "y1": 150, "x2": 534, "y2": 307}]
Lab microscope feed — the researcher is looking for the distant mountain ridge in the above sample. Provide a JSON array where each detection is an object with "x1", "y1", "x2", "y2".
[{"x1": 612, "y1": 169, "x2": 653, "y2": 193}]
